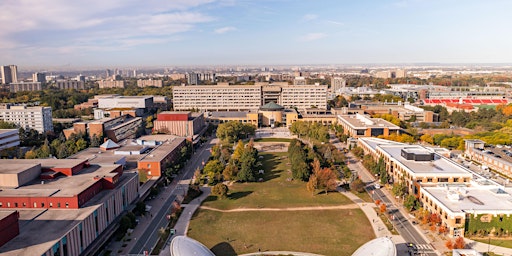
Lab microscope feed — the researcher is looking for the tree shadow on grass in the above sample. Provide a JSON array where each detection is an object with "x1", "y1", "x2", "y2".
[
  {"x1": 229, "y1": 191, "x2": 253, "y2": 200},
  {"x1": 202, "y1": 195, "x2": 219, "y2": 203},
  {"x1": 211, "y1": 242, "x2": 237, "y2": 256}
]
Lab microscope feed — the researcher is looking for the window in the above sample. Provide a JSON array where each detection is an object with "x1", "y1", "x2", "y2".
[
  {"x1": 41, "y1": 203, "x2": 45, "y2": 207},
  {"x1": 58, "y1": 202, "x2": 61, "y2": 208},
  {"x1": 14, "y1": 203, "x2": 18, "y2": 207},
  {"x1": 455, "y1": 218, "x2": 462, "y2": 224},
  {"x1": 65, "y1": 202, "x2": 69, "y2": 208},
  {"x1": 50, "y1": 203, "x2": 53, "y2": 207},
  {"x1": 0, "y1": 202, "x2": 2, "y2": 207}
]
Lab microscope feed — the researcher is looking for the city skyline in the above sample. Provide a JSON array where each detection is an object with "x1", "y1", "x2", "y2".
[{"x1": 2, "y1": 0, "x2": 512, "y2": 68}]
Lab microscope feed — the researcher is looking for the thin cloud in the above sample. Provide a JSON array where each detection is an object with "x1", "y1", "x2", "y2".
[
  {"x1": 300, "y1": 33, "x2": 327, "y2": 41},
  {"x1": 303, "y1": 14, "x2": 318, "y2": 22},
  {"x1": 214, "y1": 26, "x2": 237, "y2": 34},
  {"x1": 326, "y1": 20, "x2": 344, "y2": 26}
]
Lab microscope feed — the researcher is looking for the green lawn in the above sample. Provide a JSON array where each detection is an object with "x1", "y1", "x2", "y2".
[
  {"x1": 474, "y1": 238, "x2": 512, "y2": 249},
  {"x1": 202, "y1": 152, "x2": 352, "y2": 210},
  {"x1": 188, "y1": 209, "x2": 374, "y2": 256}
]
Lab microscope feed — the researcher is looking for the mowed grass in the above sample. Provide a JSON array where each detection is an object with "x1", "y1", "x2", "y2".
[
  {"x1": 188, "y1": 209, "x2": 374, "y2": 256},
  {"x1": 202, "y1": 152, "x2": 353, "y2": 210},
  {"x1": 253, "y1": 138, "x2": 293, "y2": 142},
  {"x1": 473, "y1": 238, "x2": 512, "y2": 249}
]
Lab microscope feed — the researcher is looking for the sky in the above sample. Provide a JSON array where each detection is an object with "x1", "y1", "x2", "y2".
[{"x1": 1, "y1": 0, "x2": 512, "y2": 68}]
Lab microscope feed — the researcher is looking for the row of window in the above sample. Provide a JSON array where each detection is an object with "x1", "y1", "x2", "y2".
[{"x1": 0, "y1": 201, "x2": 69, "y2": 208}]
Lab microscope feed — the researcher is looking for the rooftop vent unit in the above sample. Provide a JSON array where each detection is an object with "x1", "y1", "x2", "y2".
[{"x1": 401, "y1": 148, "x2": 435, "y2": 161}]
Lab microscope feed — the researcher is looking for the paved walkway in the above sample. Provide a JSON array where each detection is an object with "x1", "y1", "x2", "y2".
[
  {"x1": 199, "y1": 204, "x2": 359, "y2": 212},
  {"x1": 241, "y1": 251, "x2": 323, "y2": 256},
  {"x1": 158, "y1": 186, "x2": 211, "y2": 256}
]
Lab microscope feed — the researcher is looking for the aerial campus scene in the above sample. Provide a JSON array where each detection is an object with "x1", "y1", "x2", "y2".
[{"x1": 2, "y1": 1, "x2": 512, "y2": 256}]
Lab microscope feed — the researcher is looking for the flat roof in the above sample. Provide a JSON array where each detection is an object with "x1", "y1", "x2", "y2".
[
  {"x1": 0, "y1": 164, "x2": 122, "y2": 198},
  {"x1": 338, "y1": 114, "x2": 400, "y2": 129},
  {"x1": 210, "y1": 111, "x2": 249, "y2": 118},
  {"x1": 0, "y1": 159, "x2": 87, "y2": 172},
  {"x1": 69, "y1": 147, "x2": 139, "y2": 166},
  {"x1": 0, "y1": 163, "x2": 40, "y2": 174},
  {"x1": 137, "y1": 134, "x2": 180, "y2": 142},
  {"x1": 0, "y1": 129, "x2": 17, "y2": 135},
  {"x1": 423, "y1": 186, "x2": 512, "y2": 214},
  {"x1": 378, "y1": 145, "x2": 471, "y2": 176},
  {"x1": 0, "y1": 210, "x2": 17, "y2": 220},
  {"x1": 139, "y1": 138, "x2": 185, "y2": 163}
]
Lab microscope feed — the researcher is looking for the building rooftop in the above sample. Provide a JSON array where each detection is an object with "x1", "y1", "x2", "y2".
[
  {"x1": 338, "y1": 114, "x2": 401, "y2": 129},
  {"x1": 0, "y1": 129, "x2": 18, "y2": 135},
  {"x1": 0, "y1": 159, "x2": 87, "y2": 174},
  {"x1": 422, "y1": 186, "x2": 512, "y2": 214},
  {"x1": 139, "y1": 138, "x2": 186, "y2": 163},
  {"x1": 209, "y1": 111, "x2": 249, "y2": 118},
  {"x1": 0, "y1": 164, "x2": 121, "y2": 198},
  {"x1": 260, "y1": 101, "x2": 284, "y2": 111},
  {"x1": 137, "y1": 134, "x2": 180, "y2": 142},
  {"x1": 379, "y1": 145, "x2": 471, "y2": 176}
]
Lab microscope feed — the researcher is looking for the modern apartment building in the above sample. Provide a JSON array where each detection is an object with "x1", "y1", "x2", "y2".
[
  {"x1": 0, "y1": 105, "x2": 53, "y2": 133},
  {"x1": 9, "y1": 82, "x2": 42, "y2": 93},
  {"x1": 97, "y1": 80, "x2": 125, "y2": 88},
  {"x1": 32, "y1": 72, "x2": 46, "y2": 83},
  {"x1": 172, "y1": 84, "x2": 328, "y2": 111},
  {"x1": 0, "y1": 65, "x2": 17, "y2": 84},
  {"x1": 0, "y1": 158, "x2": 139, "y2": 255},
  {"x1": 0, "y1": 129, "x2": 20, "y2": 150},
  {"x1": 137, "y1": 79, "x2": 163, "y2": 88},
  {"x1": 331, "y1": 77, "x2": 346, "y2": 95},
  {"x1": 55, "y1": 80, "x2": 85, "y2": 90}
]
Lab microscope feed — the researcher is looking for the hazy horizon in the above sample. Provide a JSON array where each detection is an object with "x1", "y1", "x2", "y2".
[{"x1": 2, "y1": 0, "x2": 512, "y2": 68}]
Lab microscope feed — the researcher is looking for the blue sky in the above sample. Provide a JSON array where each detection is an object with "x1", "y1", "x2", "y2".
[{"x1": 1, "y1": 0, "x2": 512, "y2": 67}]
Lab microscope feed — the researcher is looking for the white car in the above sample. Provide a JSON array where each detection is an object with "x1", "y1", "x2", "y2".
[{"x1": 374, "y1": 183, "x2": 381, "y2": 189}]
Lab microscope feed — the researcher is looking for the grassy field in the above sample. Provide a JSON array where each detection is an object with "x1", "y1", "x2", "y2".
[
  {"x1": 474, "y1": 238, "x2": 512, "y2": 249},
  {"x1": 202, "y1": 152, "x2": 353, "y2": 210},
  {"x1": 188, "y1": 209, "x2": 374, "y2": 256}
]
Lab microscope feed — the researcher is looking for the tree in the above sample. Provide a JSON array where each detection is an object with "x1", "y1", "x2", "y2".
[
  {"x1": 404, "y1": 195, "x2": 419, "y2": 212},
  {"x1": 306, "y1": 174, "x2": 318, "y2": 195},
  {"x1": 203, "y1": 160, "x2": 224, "y2": 184},
  {"x1": 216, "y1": 121, "x2": 256, "y2": 143},
  {"x1": 379, "y1": 203, "x2": 387, "y2": 214},
  {"x1": 350, "y1": 178, "x2": 365, "y2": 193},
  {"x1": 237, "y1": 140, "x2": 258, "y2": 182},
  {"x1": 316, "y1": 168, "x2": 338, "y2": 194},
  {"x1": 454, "y1": 236, "x2": 465, "y2": 249},
  {"x1": 351, "y1": 146, "x2": 364, "y2": 159},
  {"x1": 222, "y1": 163, "x2": 238, "y2": 181},
  {"x1": 0, "y1": 121, "x2": 16, "y2": 129},
  {"x1": 392, "y1": 181, "x2": 407, "y2": 198},
  {"x1": 212, "y1": 183, "x2": 229, "y2": 199},
  {"x1": 445, "y1": 239, "x2": 454, "y2": 250},
  {"x1": 232, "y1": 140, "x2": 244, "y2": 162}
]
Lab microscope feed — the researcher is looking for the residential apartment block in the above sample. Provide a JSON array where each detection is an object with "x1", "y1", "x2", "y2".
[
  {"x1": 55, "y1": 80, "x2": 85, "y2": 90},
  {"x1": 0, "y1": 65, "x2": 17, "y2": 84},
  {"x1": 137, "y1": 79, "x2": 163, "y2": 88},
  {"x1": 9, "y1": 82, "x2": 42, "y2": 93},
  {"x1": 0, "y1": 129, "x2": 20, "y2": 150},
  {"x1": 97, "y1": 80, "x2": 125, "y2": 88},
  {"x1": 0, "y1": 105, "x2": 53, "y2": 133}
]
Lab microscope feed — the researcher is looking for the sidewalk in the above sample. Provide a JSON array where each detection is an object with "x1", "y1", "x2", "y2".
[{"x1": 159, "y1": 186, "x2": 211, "y2": 256}]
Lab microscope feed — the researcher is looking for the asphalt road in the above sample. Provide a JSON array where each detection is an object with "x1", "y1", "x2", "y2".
[{"x1": 129, "y1": 137, "x2": 216, "y2": 255}]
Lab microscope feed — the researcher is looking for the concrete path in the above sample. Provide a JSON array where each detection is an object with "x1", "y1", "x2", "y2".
[
  {"x1": 465, "y1": 238, "x2": 512, "y2": 255},
  {"x1": 199, "y1": 204, "x2": 359, "y2": 212},
  {"x1": 241, "y1": 251, "x2": 323, "y2": 256},
  {"x1": 158, "y1": 186, "x2": 211, "y2": 256}
]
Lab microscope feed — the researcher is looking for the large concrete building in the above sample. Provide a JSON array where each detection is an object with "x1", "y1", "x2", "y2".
[
  {"x1": 0, "y1": 158, "x2": 139, "y2": 255},
  {"x1": 153, "y1": 112, "x2": 206, "y2": 142},
  {"x1": 172, "y1": 84, "x2": 328, "y2": 111},
  {"x1": 337, "y1": 114, "x2": 400, "y2": 138},
  {"x1": 173, "y1": 85, "x2": 262, "y2": 111},
  {"x1": 0, "y1": 65, "x2": 17, "y2": 84},
  {"x1": 55, "y1": 80, "x2": 85, "y2": 90},
  {"x1": 9, "y1": 82, "x2": 42, "y2": 93},
  {"x1": 0, "y1": 105, "x2": 53, "y2": 133},
  {"x1": 64, "y1": 115, "x2": 142, "y2": 142},
  {"x1": 0, "y1": 129, "x2": 20, "y2": 150},
  {"x1": 358, "y1": 137, "x2": 512, "y2": 238},
  {"x1": 97, "y1": 80, "x2": 125, "y2": 88},
  {"x1": 137, "y1": 79, "x2": 163, "y2": 88},
  {"x1": 345, "y1": 102, "x2": 439, "y2": 123},
  {"x1": 32, "y1": 72, "x2": 46, "y2": 83}
]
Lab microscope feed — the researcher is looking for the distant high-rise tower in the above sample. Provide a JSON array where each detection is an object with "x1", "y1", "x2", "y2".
[
  {"x1": 76, "y1": 74, "x2": 86, "y2": 82},
  {"x1": 1, "y1": 65, "x2": 18, "y2": 84},
  {"x1": 331, "y1": 77, "x2": 346, "y2": 95},
  {"x1": 33, "y1": 72, "x2": 46, "y2": 83},
  {"x1": 187, "y1": 72, "x2": 199, "y2": 85}
]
